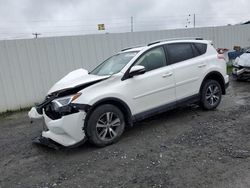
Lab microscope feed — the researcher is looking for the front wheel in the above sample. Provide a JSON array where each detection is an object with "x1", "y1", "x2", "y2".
[
  {"x1": 200, "y1": 79, "x2": 222, "y2": 110},
  {"x1": 86, "y1": 104, "x2": 125, "y2": 147}
]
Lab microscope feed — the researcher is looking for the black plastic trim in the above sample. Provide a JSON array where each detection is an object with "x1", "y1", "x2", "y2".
[
  {"x1": 32, "y1": 135, "x2": 87, "y2": 149},
  {"x1": 147, "y1": 38, "x2": 204, "y2": 46},
  {"x1": 132, "y1": 94, "x2": 200, "y2": 122},
  {"x1": 121, "y1": 45, "x2": 143, "y2": 51},
  {"x1": 147, "y1": 41, "x2": 161, "y2": 46},
  {"x1": 32, "y1": 135, "x2": 61, "y2": 150},
  {"x1": 176, "y1": 94, "x2": 200, "y2": 107},
  {"x1": 70, "y1": 103, "x2": 91, "y2": 112}
]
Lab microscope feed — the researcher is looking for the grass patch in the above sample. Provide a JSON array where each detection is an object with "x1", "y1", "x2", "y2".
[
  {"x1": 0, "y1": 107, "x2": 30, "y2": 119},
  {"x1": 227, "y1": 65, "x2": 233, "y2": 75}
]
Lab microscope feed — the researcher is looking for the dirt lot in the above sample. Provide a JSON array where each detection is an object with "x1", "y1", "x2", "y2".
[{"x1": 0, "y1": 80, "x2": 250, "y2": 188}]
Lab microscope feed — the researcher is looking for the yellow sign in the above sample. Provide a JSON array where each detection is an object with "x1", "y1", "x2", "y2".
[{"x1": 98, "y1": 24, "x2": 105, "y2": 31}]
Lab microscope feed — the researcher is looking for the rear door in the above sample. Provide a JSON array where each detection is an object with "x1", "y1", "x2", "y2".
[{"x1": 165, "y1": 42, "x2": 207, "y2": 100}]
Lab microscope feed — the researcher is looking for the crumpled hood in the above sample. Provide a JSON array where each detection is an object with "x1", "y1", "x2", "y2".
[
  {"x1": 48, "y1": 68, "x2": 110, "y2": 94},
  {"x1": 235, "y1": 53, "x2": 250, "y2": 67}
]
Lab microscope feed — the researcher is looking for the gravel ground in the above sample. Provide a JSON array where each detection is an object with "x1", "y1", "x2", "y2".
[{"x1": 0, "y1": 80, "x2": 250, "y2": 188}]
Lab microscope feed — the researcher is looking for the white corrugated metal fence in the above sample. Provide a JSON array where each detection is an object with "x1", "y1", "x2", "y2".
[{"x1": 0, "y1": 24, "x2": 250, "y2": 112}]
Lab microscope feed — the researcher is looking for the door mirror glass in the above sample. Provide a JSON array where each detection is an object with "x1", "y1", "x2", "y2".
[{"x1": 129, "y1": 65, "x2": 146, "y2": 77}]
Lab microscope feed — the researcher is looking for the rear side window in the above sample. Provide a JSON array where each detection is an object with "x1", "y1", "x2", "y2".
[
  {"x1": 166, "y1": 43, "x2": 194, "y2": 64},
  {"x1": 193, "y1": 43, "x2": 207, "y2": 56}
]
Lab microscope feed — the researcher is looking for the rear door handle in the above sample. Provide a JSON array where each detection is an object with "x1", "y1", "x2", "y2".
[
  {"x1": 162, "y1": 72, "x2": 173, "y2": 78},
  {"x1": 198, "y1": 64, "x2": 206, "y2": 68}
]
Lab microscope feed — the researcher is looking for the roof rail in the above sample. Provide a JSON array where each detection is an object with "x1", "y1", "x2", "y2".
[
  {"x1": 147, "y1": 37, "x2": 204, "y2": 46},
  {"x1": 121, "y1": 45, "x2": 144, "y2": 51}
]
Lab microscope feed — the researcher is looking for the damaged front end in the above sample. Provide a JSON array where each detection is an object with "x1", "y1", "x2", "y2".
[
  {"x1": 29, "y1": 90, "x2": 90, "y2": 148},
  {"x1": 28, "y1": 70, "x2": 110, "y2": 148},
  {"x1": 232, "y1": 54, "x2": 250, "y2": 81},
  {"x1": 232, "y1": 66, "x2": 250, "y2": 80}
]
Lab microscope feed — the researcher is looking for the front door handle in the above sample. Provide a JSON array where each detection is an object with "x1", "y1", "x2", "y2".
[
  {"x1": 162, "y1": 72, "x2": 173, "y2": 78},
  {"x1": 198, "y1": 64, "x2": 206, "y2": 68}
]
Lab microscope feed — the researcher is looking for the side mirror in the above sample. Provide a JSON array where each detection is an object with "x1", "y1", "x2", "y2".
[{"x1": 129, "y1": 65, "x2": 146, "y2": 78}]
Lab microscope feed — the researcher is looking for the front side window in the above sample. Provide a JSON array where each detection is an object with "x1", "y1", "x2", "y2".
[
  {"x1": 167, "y1": 43, "x2": 194, "y2": 64},
  {"x1": 135, "y1": 47, "x2": 167, "y2": 72},
  {"x1": 91, "y1": 51, "x2": 138, "y2": 76}
]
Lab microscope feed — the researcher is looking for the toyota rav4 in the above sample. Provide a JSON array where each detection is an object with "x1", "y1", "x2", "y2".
[{"x1": 29, "y1": 38, "x2": 229, "y2": 148}]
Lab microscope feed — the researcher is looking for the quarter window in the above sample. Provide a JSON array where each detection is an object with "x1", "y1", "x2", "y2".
[
  {"x1": 193, "y1": 43, "x2": 207, "y2": 55},
  {"x1": 135, "y1": 47, "x2": 167, "y2": 72},
  {"x1": 191, "y1": 43, "x2": 200, "y2": 57}
]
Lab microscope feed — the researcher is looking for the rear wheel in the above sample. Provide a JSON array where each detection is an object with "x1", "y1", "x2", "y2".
[
  {"x1": 86, "y1": 104, "x2": 125, "y2": 147},
  {"x1": 200, "y1": 79, "x2": 222, "y2": 110}
]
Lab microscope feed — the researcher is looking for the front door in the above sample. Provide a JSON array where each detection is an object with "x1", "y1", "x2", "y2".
[{"x1": 122, "y1": 46, "x2": 176, "y2": 115}]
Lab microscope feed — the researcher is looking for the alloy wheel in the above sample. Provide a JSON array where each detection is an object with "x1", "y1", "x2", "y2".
[
  {"x1": 96, "y1": 112, "x2": 121, "y2": 141},
  {"x1": 205, "y1": 84, "x2": 220, "y2": 106}
]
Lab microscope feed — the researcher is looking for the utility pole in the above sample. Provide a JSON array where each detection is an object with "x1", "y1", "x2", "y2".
[
  {"x1": 32, "y1": 33, "x2": 41, "y2": 39},
  {"x1": 131, "y1": 16, "x2": 133, "y2": 32},
  {"x1": 193, "y1": 14, "x2": 196, "y2": 28}
]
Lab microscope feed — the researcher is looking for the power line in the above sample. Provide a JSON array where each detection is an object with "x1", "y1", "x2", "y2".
[
  {"x1": 0, "y1": 14, "x2": 249, "y2": 40},
  {"x1": 0, "y1": 18, "x2": 243, "y2": 35},
  {"x1": 0, "y1": 15, "x2": 249, "y2": 29},
  {"x1": 1, "y1": 12, "x2": 250, "y2": 22}
]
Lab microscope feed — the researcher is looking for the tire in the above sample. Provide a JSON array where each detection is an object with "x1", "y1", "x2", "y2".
[
  {"x1": 86, "y1": 104, "x2": 125, "y2": 147},
  {"x1": 200, "y1": 79, "x2": 222, "y2": 110}
]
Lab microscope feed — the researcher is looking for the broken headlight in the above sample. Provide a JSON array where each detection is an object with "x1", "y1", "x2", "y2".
[{"x1": 52, "y1": 93, "x2": 82, "y2": 112}]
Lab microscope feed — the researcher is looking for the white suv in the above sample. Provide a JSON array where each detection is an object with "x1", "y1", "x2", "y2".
[{"x1": 29, "y1": 38, "x2": 229, "y2": 148}]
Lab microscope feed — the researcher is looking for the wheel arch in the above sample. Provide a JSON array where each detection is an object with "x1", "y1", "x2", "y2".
[
  {"x1": 84, "y1": 97, "x2": 133, "y2": 129},
  {"x1": 200, "y1": 71, "x2": 226, "y2": 95}
]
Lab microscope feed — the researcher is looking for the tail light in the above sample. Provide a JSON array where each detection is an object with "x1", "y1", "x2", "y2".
[{"x1": 217, "y1": 54, "x2": 225, "y2": 60}]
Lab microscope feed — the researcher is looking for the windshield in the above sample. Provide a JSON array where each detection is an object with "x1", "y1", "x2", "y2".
[{"x1": 90, "y1": 51, "x2": 138, "y2": 76}]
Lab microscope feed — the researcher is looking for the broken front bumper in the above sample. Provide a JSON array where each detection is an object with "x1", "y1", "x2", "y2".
[
  {"x1": 232, "y1": 66, "x2": 250, "y2": 79},
  {"x1": 28, "y1": 107, "x2": 87, "y2": 147},
  {"x1": 43, "y1": 110, "x2": 87, "y2": 147}
]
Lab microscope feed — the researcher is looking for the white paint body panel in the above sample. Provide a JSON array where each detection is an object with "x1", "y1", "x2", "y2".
[
  {"x1": 28, "y1": 107, "x2": 43, "y2": 119},
  {"x1": 48, "y1": 68, "x2": 109, "y2": 94},
  {"x1": 173, "y1": 57, "x2": 202, "y2": 100},
  {"x1": 173, "y1": 43, "x2": 227, "y2": 100},
  {"x1": 119, "y1": 66, "x2": 175, "y2": 114},
  {"x1": 42, "y1": 111, "x2": 86, "y2": 147}
]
